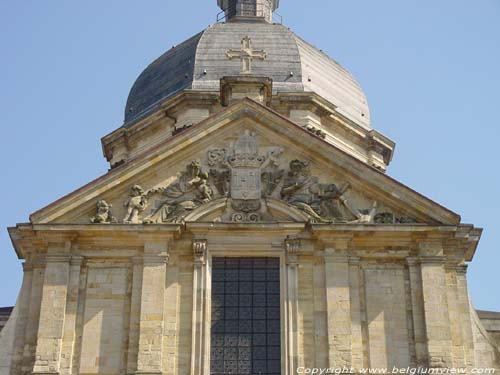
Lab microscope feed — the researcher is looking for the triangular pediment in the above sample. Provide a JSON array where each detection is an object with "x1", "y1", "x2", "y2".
[{"x1": 29, "y1": 98, "x2": 460, "y2": 226}]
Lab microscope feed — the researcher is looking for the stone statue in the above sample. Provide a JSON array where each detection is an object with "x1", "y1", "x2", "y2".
[
  {"x1": 90, "y1": 200, "x2": 117, "y2": 224},
  {"x1": 280, "y1": 160, "x2": 348, "y2": 223},
  {"x1": 123, "y1": 185, "x2": 148, "y2": 224},
  {"x1": 144, "y1": 161, "x2": 213, "y2": 223}
]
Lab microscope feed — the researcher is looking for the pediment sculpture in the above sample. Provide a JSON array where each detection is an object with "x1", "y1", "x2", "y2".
[
  {"x1": 88, "y1": 130, "x2": 417, "y2": 224},
  {"x1": 143, "y1": 161, "x2": 213, "y2": 224}
]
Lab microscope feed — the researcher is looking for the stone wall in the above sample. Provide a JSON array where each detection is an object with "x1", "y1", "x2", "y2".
[
  {"x1": 0, "y1": 307, "x2": 13, "y2": 333},
  {"x1": 0, "y1": 303, "x2": 17, "y2": 375}
]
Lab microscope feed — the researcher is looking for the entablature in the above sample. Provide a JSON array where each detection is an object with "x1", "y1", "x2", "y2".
[{"x1": 9, "y1": 222, "x2": 481, "y2": 264}]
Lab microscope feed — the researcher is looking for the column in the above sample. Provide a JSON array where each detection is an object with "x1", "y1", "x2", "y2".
[
  {"x1": 190, "y1": 239, "x2": 209, "y2": 375},
  {"x1": 407, "y1": 257, "x2": 428, "y2": 367},
  {"x1": 136, "y1": 240, "x2": 170, "y2": 375},
  {"x1": 419, "y1": 240, "x2": 453, "y2": 368},
  {"x1": 32, "y1": 254, "x2": 71, "y2": 375},
  {"x1": 324, "y1": 244, "x2": 352, "y2": 367},
  {"x1": 285, "y1": 238, "x2": 300, "y2": 374}
]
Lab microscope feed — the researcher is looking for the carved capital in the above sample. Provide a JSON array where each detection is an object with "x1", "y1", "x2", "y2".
[
  {"x1": 285, "y1": 237, "x2": 300, "y2": 265},
  {"x1": 193, "y1": 239, "x2": 208, "y2": 266}
]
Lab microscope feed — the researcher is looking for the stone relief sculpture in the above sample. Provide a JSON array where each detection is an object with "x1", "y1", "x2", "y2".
[
  {"x1": 90, "y1": 131, "x2": 416, "y2": 225},
  {"x1": 207, "y1": 130, "x2": 284, "y2": 222},
  {"x1": 90, "y1": 200, "x2": 117, "y2": 224},
  {"x1": 280, "y1": 159, "x2": 352, "y2": 223},
  {"x1": 123, "y1": 185, "x2": 148, "y2": 224},
  {"x1": 143, "y1": 161, "x2": 213, "y2": 223}
]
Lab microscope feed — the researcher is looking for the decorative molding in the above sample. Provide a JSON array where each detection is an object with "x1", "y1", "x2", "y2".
[
  {"x1": 45, "y1": 254, "x2": 72, "y2": 263},
  {"x1": 419, "y1": 256, "x2": 446, "y2": 265},
  {"x1": 192, "y1": 239, "x2": 208, "y2": 265},
  {"x1": 284, "y1": 237, "x2": 300, "y2": 265}
]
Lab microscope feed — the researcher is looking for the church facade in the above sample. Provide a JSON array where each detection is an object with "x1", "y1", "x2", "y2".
[{"x1": 1, "y1": 1, "x2": 499, "y2": 374}]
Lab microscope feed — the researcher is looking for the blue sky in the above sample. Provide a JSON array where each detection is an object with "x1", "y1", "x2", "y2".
[{"x1": 0, "y1": 0, "x2": 498, "y2": 310}]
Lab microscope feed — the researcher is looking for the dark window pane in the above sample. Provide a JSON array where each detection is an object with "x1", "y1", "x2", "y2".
[
  {"x1": 268, "y1": 320, "x2": 281, "y2": 333},
  {"x1": 239, "y1": 294, "x2": 252, "y2": 306},
  {"x1": 268, "y1": 333, "x2": 280, "y2": 346},
  {"x1": 224, "y1": 320, "x2": 238, "y2": 333},
  {"x1": 238, "y1": 334, "x2": 251, "y2": 347},
  {"x1": 225, "y1": 295, "x2": 238, "y2": 307},
  {"x1": 253, "y1": 281, "x2": 266, "y2": 293},
  {"x1": 253, "y1": 307, "x2": 266, "y2": 319},
  {"x1": 225, "y1": 335, "x2": 238, "y2": 347},
  {"x1": 267, "y1": 307, "x2": 280, "y2": 320},
  {"x1": 268, "y1": 359, "x2": 281, "y2": 372},
  {"x1": 267, "y1": 346, "x2": 281, "y2": 360},
  {"x1": 239, "y1": 319, "x2": 252, "y2": 333},
  {"x1": 253, "y1": 346, "x2": 267, "y2": 359},
  {"x1": 253, "y1": 320, "x2": 267, "y2": 333},
  {"x1": 225, "y1": 307, "x2": 238, "y2": 320},
  {"x1": 239, "y1": 307, "x2": 251, "y2": 320},
  {"x1": 211, "y1": 257, "x2": 281, "y2": 375},
  {"x1": 253, "y1": 360, "x2": 267, "y2": 373},
  {"x1": 253, "y1": 294, "x2": 266, "y2": 306},
  {"x1": 253, "y1": 333, "x2": 266, "y2": 346},
  {"x1": 253, "y1": 269, "x2": 266, "y2": 281},
  {"x1": 239, "y1": 281, "x2": 252, "y2": 294}
]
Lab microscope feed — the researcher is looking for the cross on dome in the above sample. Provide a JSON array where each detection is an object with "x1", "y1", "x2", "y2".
[{"x1": 226, "y1": 36, "x2": 267, "y2": 74}]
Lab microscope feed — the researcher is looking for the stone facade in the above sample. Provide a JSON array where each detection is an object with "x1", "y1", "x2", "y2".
[{"x1": 1, "y1": 1, "x2": 499, "y2": 374}]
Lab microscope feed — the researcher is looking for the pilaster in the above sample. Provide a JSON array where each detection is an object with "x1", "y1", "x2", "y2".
[
  {"x1": 323, "y1": 236, "x2": 353, "y2": 367},
  {"x1": 32, "y1": 252, "x2": 72, "y2": 375},
  {"x1": 455, "y1": 265, "x2": 475, "y2": 368},
  {"x1": 135, "y1": 239, "x2": 170, "y2": 375},
  {"x1": 419, "y1": 240, "x2": 453, "y2": 368},
  {"x1": 348, "y1": 257, "x2": 363, "y2": 370},
  {"x1": 284, "y1": 237, "x2": 300, "y2": 374},
  {"x1": 59, "y1": 256, "x2": 83, "y2": 375},
  {"x1": 191, "y1": 239, "x2": 210, "y2": 375},
  {"x1": 407, "y1": 257, "x2": 428, "y2": 367},
  {"x1": 127, "y1": 257, "x2": 144, "y2": 374},
  {"x1": 22, "y1": 260, "x2": 46, "y2": 374}
]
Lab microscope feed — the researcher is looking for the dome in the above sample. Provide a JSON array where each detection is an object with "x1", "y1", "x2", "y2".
[{"x1": 125, "y1": 22, "x2": 371, "y2": 129}]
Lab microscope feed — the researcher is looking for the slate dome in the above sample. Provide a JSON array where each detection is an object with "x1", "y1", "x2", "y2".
[{"x1": 125, "y1": 22, "x2": 371, "y2": 129}]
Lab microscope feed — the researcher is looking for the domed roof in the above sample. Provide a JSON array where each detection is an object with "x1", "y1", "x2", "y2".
[{"x1": 125, "y1": 22, "x2": 371, "y2": 129}]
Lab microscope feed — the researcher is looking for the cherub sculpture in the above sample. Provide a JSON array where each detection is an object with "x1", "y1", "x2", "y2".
[
  {"x1": 123, "y1": 185, "x2": 148, "y2": 224},
  {"x1": 90, "y1": 200, "x2": 117, "y2": 224}
]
